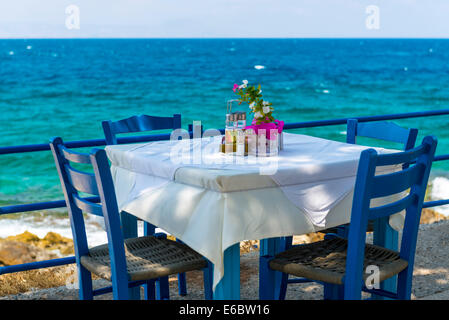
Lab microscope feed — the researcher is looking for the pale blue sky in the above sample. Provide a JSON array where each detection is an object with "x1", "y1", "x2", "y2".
[{"x1": 1, "y1": 0, "x2": 448, "y2": 38}]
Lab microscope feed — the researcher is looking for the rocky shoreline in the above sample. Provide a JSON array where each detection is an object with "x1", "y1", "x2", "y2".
[{"x1": 0, "y1": 208, "x2": 448, "y2": 300}]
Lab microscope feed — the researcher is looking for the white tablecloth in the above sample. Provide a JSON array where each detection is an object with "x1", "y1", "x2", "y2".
[{"x1": 105, "y1": 133, "x2": 403, "y2": 289}]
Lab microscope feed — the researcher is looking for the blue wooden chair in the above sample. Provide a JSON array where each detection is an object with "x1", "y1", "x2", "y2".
[
  {"x1": 50, "y1": 137, "x2": 213, "y2": 300},
  {"x1": 102, "y1": 114, "x2": 188, "y2": 298},
  {"x1": 322, "y1": 119, "x2": 418, "y2": 238},
  {"x1": 102, "y1": 114, "x2": 181, "y2": 145},
  {"x1": 334, "y1": 119, "x2": 418, "y2": 235},
  {"x1": 260, "y1": 135, "x2": 437, "y2": 300},
  {"x1": 346, "y1": 119, "x2": 418, "y2": 149},
  {"x1": 276, "y1": 119, "x2": 418, "y2": 300}
]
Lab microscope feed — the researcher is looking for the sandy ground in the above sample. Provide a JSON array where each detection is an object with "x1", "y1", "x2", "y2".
[{"x1": 1, "y1": 219, "x2": 448, "y2": 300}]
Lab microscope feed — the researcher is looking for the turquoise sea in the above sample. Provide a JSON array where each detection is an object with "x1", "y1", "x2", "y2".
[{"x1": 1, "y1": 38, "x2": 449, "y2": 222}]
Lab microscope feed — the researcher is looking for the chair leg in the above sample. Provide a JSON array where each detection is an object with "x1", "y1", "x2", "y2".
[
  {"x1": 324, "y1": 283, "x2": 344, "y2": 300},
  {"x1": 178, "y1": 272, "x2": 187, "y2": 296},
  {"x1": 277, "y1": 272, "x2": 289, "y2": 300},
  {"x1": 144, "y1": 279, "x2": 156, "y2": 300},
  {"x1": 143, "y1": 222, "x2": 157, "y2": 301},
  {"x1": 342, "y1": 282, "x2": 362, "y2": 300},
  {"x1": 396, "y1": 268, "x2": 413, "y2": 300},
  {"x1": 78, "y1": 265, "x2": 94, "y2": 300},
  {"x1": 203, "y1": 260, "x2": 214, "y2": 300},
  {"x1": 112, "y1": 279, "x2": 131, "y2": 300},
  {"x1": 156, "y1": 276, "x2": 170, "y2": 300},
  {"x1": 259, "y1": 255, "x2": 276, "y2": 300},
  {"x1": 272, "y1": 236, "x2": 292, "y2": 300},
  {"x1": 176, "y1": 239, "x2": 188, "y2": 296}
]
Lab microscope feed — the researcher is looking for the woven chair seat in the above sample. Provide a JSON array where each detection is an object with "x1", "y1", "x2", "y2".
[
  {"x1": 80, "y1": 236, "x2": 207, "y2": 282},
  {"x1": 269, "y1": 237, "x2": 408, "y2": 285}
]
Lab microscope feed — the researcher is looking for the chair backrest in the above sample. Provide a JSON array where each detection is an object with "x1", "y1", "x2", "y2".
[
  {"x1": 347, "y1": 119, "x2": 418, "y2": 151},
  {"x1": 50, "y1": 137, "x2": 129, "y2": 292},
  {"x1": 344, "y1": 135, "x2": 437, "y2": 299},
  {"x1": 102, "y1": 114, "x2": 181, "y2": 145}
]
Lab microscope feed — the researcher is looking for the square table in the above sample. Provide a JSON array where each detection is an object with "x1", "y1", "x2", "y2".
[{"x1": 105, "y1": 132, "x2": 403, "y2": 299}]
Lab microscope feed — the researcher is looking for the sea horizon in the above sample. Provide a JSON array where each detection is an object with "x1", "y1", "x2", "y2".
[{"x1": 3, "y1": 37, "x2": 449, "y2": 40}]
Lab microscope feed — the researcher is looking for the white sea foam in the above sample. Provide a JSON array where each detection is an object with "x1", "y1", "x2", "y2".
[
  {"x1": 254, "y1": 65, "x2": 265, "y2": 70},
  {"x1": 0, "y1": 214, "x2": 107, "y2": 247},
  {"x1": 430, "y1": 176, "x2": 449, "y2": 216},
  {"x1": 26, "y1": 45, "x2": 32, "y2": 50},
  {"x1": 0, "y1": 214, "x2": 168, "y2": 248}
]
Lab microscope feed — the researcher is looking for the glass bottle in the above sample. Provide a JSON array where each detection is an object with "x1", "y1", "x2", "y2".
[
  {"x1": 225, "y1": 113, "x2": 237, "y2": 153},
  {"x1": 234, "y1": 112, "x2": 246, "y2": 156}
]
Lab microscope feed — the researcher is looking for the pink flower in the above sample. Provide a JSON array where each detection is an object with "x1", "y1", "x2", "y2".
[{"x1": 232, "y1": 83, "x2": 239, "y2": 92}]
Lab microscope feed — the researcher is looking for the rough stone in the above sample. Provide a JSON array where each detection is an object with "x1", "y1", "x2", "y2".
[
  {"x1": 420, "y1": 208, "x2": 448, "y2": 224},
  {"x1": 5, "y1": 231, "x2": 74, "y2": 255},
  {"x1": 0, "y1": 240, "x2": 57, "y2": 266}
]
